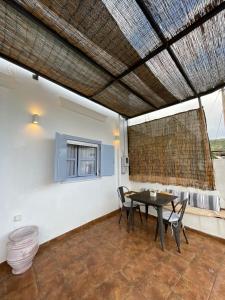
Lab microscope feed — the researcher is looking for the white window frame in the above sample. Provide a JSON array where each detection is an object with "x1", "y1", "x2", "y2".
[{"x1": 65, "y1": 135, "x2": 101, "y2": 181}]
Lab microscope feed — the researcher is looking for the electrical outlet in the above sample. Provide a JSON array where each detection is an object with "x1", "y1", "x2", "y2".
[{"x1": 13, "y1": 215, "x2": 22, "y2": 222}]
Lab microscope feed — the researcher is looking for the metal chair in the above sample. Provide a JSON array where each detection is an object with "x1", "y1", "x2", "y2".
[
  {"x1": 155, "y1": 199, "x2": 189, "y2": 252},
  {"x1": 117, "y1": 186, "x2": 142, "y2": 224}
]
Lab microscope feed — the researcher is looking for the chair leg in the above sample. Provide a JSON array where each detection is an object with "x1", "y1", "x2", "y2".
[
  {"x1": 126, "y1": 209, "x2": 129, "y2": 220},
  {"x1": 154, "y1": 220, "x2": 159, "y2": 241},
  {"x1": 138, "y1": 206, "x2": 143, "y2": 223},
  {"x1": 165, "y1": 223, "x2": 169, "y2": 234},
  {"x1": 182, "y1": 226, "x2": 189, "y2": 244},
  {"x1": 145, "y1": 204, "x2": 148, "y2": 221},
  {"x1": 174, "y1": 227, "x2": 181, "y2": 253},
  {"x1": 118, "y1": 207, "x2": 123, "y2": 224}
]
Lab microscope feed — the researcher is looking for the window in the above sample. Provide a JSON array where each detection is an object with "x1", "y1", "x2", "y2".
[
  {"x1": 78, "y1": 146, "x2": 97, "y2": 177},
  {"x1": 66, "y1": 141, "x2": 98, "y2": 178},
  {"x1": 54, "y1": 133, "x2": 115, "y2": 182}
]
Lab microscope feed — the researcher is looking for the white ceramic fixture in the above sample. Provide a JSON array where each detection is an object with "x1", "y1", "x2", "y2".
[{"x1": 7, "y1": 226, "x2": 39, "y2": 275}]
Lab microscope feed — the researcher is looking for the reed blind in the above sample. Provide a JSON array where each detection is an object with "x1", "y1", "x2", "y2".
[{"x1": 128, "y1": 109, "x2": 215, "y2": 189}]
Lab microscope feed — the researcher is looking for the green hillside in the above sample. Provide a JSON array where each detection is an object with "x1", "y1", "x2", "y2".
[{"x1": 210, "y1": 139, "x2": 225, "y2": 151}]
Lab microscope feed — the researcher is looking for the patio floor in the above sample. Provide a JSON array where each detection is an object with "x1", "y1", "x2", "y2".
[{"x1": 0, "y1": 214, "x2": 225, "y2": 300}]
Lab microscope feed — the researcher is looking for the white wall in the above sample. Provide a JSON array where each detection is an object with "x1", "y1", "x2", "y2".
[{"x1": 0, "y1": 60, "x2": 122, "y2": 263}]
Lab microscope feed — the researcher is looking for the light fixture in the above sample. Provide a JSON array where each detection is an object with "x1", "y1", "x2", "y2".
[
  {"x1": 114, "y1": 135, "x2": 120, "y2": 141},
  {"x1": 32, "y1": 74, "x2": 39, "y2": 80},
  {"x1": 113, "y1": 134, "x2": 120, "y2": 146},
  {"x1": 32, "y1": 114, "x2": 39, "y2": 124}
]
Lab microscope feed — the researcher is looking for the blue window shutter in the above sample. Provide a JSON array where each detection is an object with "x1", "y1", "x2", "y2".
[
  {"x1": 54, "y1": 133, "x2": 67, "y2": 182},
  {"x1": 101, "y1": 144, "x2": 114, "y2": 176}
]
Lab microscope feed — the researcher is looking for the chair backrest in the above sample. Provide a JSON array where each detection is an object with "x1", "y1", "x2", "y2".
[
  {"x1": 117, "y1": 186, "x2": 129, "y2": 204},
  {"x1": 174, "y1": 198, "x2": 188, "y2": 223},
  {"x1": 167, "y1": 189, "x2": 189, "y2": 203}
]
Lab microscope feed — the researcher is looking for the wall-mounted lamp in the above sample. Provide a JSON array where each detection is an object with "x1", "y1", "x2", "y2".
[
  {"x1": 113, "y1": 133, "x2": 120, "y2": 147},
  {"x1": 32, "y1": 74, "x2": 39, "y2": 80},
  {"x1": 114, "y1": 135, "x2": 120, "y2": 142},
  {"x1": 32, "y1": 114, "x2": 39, "y2": 124},
  {"x1": 112, "y1": 129, "x2": 120, "y2": 146}
]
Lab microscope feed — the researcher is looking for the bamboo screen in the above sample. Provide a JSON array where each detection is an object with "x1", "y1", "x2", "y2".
[
  {"x1": 0, "y1": 0, "x2": 224, "y2": 118},
  {"x1": 128, "y1": 109, "x2": 215, "y2": 189}
]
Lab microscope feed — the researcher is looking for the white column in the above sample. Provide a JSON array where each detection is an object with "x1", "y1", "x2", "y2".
[{"x1": 221, "y1": 88, "x2": 225, "y2": 129}]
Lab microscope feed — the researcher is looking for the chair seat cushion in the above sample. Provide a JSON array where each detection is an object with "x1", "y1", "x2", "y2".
[
  {"x1": 163, "y1": 211, "x2": 180, "y2": 222},
  {"x1": 123, "y1": 201, "x2": 139, "y2": 208}
]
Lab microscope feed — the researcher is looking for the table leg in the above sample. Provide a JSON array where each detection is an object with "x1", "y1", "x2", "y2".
[
  {"x1": 128, "y1": 199, "x2": 133, "y2": 232},
  {"x1": 157, "y1": 207, "x2": 165, "y2": 251},
  {"x1": 145, "y1": 204, "x2": 148, "y2": 221}
]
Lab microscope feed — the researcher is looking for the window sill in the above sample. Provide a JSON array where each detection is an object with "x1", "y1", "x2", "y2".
[{"x1": 60, "y1": 176, "x2": 101, "y2": 184}]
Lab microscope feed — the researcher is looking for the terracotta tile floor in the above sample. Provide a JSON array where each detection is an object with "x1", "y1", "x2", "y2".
[{"x1": 1, "y1": 214, "x2": 225, "y2": 300}]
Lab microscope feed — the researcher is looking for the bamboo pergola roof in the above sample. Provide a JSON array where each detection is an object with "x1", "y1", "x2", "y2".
[{"x1": 0, "y1": 0, "x2": 224, "y2": 118}]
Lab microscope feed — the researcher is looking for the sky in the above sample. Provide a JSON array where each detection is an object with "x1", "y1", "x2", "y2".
[{"x1": 203, "y1": 90, "x2": 225, "y2": 139}]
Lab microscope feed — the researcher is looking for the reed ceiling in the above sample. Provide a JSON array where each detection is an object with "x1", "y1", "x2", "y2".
[{"x1": 0, "y1": 0, "x2": 224, "y2": 118}]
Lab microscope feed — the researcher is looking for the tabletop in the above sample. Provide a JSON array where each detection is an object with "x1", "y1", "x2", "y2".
[{"x1": 129, "y1": 191, "x2": 177, "y2": 207}]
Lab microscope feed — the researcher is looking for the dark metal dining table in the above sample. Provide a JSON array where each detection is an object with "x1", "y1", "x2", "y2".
[{"x1": 128, "y1": 191, "x2": 177, "y2": 251}]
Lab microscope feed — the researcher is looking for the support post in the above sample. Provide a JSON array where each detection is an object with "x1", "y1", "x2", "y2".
[
  {"x1": 198, "y1": 96, "x2": 203, "y2": 109},
  {"x1": 221, "y1": 88, "x2": 225, "y2": 129}
]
